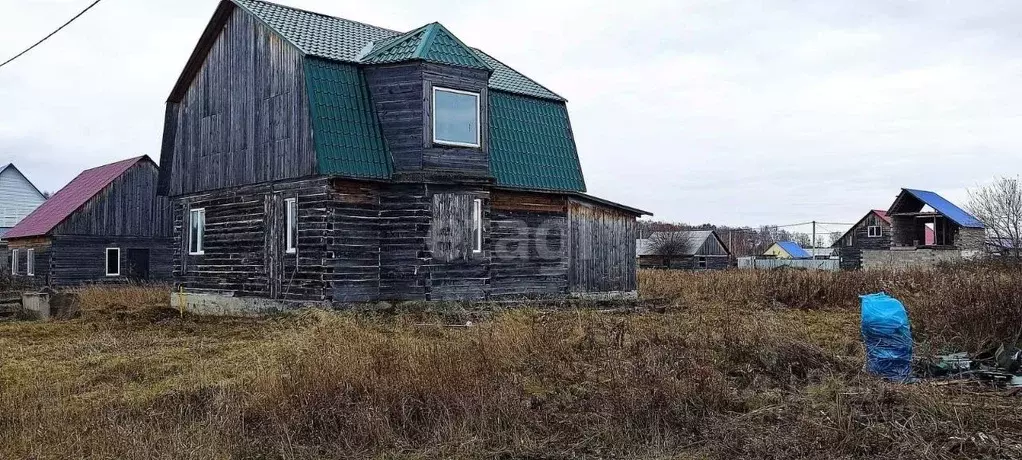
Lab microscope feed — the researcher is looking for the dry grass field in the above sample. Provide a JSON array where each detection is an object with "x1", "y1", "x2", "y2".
[{"x1": 1, "y1": 264, "x2": 1021, "y2": 459}]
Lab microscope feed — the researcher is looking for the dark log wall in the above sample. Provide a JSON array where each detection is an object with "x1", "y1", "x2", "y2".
[
  {"x1": 6, "y1": 239, "x2": 51, "y2": 286},
  {"x1": 638, "y1": 255, "x2": 730, "y2": 270},
  {"x1": 54, "y1": 162, "x2": 172, "y2": 238},
  {"x1": 489, "y1": 190, "x2": 568, "y2": 297},
  {"x1": 567, "y1": 199, "x2": 638, "y2": 293},
  {"x1": 838, "y1": 214, "x2": 892, "y2": 270},
  {"x1": 327, "y1": 180, "x2": 381, "y2": 302},
  {"x1": 9, "y1": 236, "x2": 171, "y2": 287},
  {"x1": 165, "y1": 6, "x2": 315, "y2": 197},
  {"x1": 175, "y1": 178, "x2": 332, "y2": 301},
  {"x1": 364, "y1": 62, "x2": 491, "y2": 179}
]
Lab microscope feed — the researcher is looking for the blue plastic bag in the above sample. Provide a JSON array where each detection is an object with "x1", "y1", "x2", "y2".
[{"x1": 860, "y1": 293, "x2": 913, "y2": 382}]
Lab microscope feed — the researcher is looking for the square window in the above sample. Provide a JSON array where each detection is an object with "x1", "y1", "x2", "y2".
[
  {"x1": 189, "y1": 208, "x2": 205, "y2": 255},
  {"x1": 285, "y1": 198, "x2": 298, "y2": 254},
  {"x1": 867, "y1": 226, "x2": 882, "y2": 238},
  {"x1": 472, "y1": 198, "x2": 483, "y2": 253},
  {"x1": 26, "y1": 249, "x2": 34, "y2": 277},
  {"x1": 433, "y1": 87, "x2": 480, "y2": 147},
  {"x1": 106, "y1": 248, "x2": 120, "y2": 277}
]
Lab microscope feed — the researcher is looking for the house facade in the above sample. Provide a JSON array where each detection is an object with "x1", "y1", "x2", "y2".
[
  {"x1": 5, "y1": 156, "x2": 172, "y2": 286},
  {"x1": 636, "y1": 230, "x2": 731, "y2": 270},
  {"x1": 0, "y1": 164, "x2": 46, "y2": 238},
  {"x1": 833, "y1": 210, "x2": 893, "y2": 270},
  {"x1": 159, "y1": 0, "x2": 648, "y2": 306}
]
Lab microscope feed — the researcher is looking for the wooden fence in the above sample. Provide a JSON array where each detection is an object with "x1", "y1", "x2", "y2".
[{"x1": 737, "y1": 257, "x2": 841, "y2": 271}]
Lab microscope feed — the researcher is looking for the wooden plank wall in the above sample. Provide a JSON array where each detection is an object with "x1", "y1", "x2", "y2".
[
  {"x1": 839, "y1": 215, "x2": 892, "y2": 270},
  {"x1": 567, "y1": 199, "x2": 638, "y2": 293},
  {"x1": 54, "y1": 162, "x2": 172, "y2": 238},
  {"x1": 489, "y1": 190, "x2": 568, "y2": 297},
  {"x1": 48, "y1": 236, "x2": 173, "y2": 287},
  {"x1": 426, "y1": 188, "x2": 489, "y2": 301},
  {"x1": 5, "y1": 239, "x2": 51, "y2": 287},
  {"x1": 165, "y1": 7, "x2": 315, "y2": 197},
  {"x1": 326, "y1": 180, "x2": 381, "y2": 302},
  {"x1": 364, "y1": 62, "x2": 491, "y2": 178}
]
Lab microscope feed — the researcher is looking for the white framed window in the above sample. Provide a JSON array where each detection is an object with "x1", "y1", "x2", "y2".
[
  {"x1": 105, "y1": 248, "x2": 120, "y2": 277},
  {"x1": 698, "y1": 256, "x2": 707, "y2": 269},
  {"x1": 10, "y1": 249, "x2": 18, "y2": 274},
  {"x1": 845, "y1": 235, "x2": 853, "y2": 246},
  {"x1": 26, "y1": 249, "x2": 34, "y2": 277},
  {"x1": 867, "y1": 226, "x2": 883, "y2": 238},
  {"x1": 189, "y1": 208, "x2": 205, "y2": 255},
  {"x1": 285, "y1": 198, "x2": 298, "y2": 254},
  {"x1": 432, "y1": 87, "x2": 480, "y2": 147},
  {"x1": 472, "y1": 198, "x2": 482, "y2": 253}
]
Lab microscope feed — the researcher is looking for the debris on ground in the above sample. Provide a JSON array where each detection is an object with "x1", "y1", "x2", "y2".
[{"x1": 915, "y1": 344, "x2": 1022, "y2": 394}]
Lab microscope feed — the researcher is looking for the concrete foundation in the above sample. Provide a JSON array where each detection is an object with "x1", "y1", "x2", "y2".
[
  {"x1": 862, "y1": 248, "x2": 978, "y2": 270},
  {"x1": 22, "y1": 292, "x2": 50, "y2": 321},
  {"x1": 170, "y1": 291, "x2": 327, "y2": 316}
]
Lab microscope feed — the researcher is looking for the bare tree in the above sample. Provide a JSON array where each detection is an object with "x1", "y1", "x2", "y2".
[
  {"x1": 647, "y1": 231, "x2": 698, "y2": 268},
  {"x1": 969, "y1": 176, "x2": 1022, "y2": 260},
  {"x1": 790, "y1": 232, "x2": 812, "y2": 248},
  {"x1": 827, "y1": 231, "x2": 844, "y2": 247}
]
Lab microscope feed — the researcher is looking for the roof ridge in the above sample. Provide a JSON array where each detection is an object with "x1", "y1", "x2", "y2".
[
  {"x1": 472, "y1": 48, "x2": 566, "y2": 101},
  {"x1": 233, "y1": 0, "x2": 401, "y2": 34},
  {"x1": 361, "y1": 23, "x2": 428, "y2": 62}
]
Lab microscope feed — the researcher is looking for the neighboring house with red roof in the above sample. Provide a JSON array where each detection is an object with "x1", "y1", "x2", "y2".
[
  {"x1": 5, "y1": 156, "x2": 172, "y2": 286},
  {"x1": 832, "y1": 210, "x2": 893, "y2": 270}
]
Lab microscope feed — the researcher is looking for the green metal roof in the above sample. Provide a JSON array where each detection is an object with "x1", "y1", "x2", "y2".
[
  {"x1": 363, "y1": 23, "x2": 490, "y2": 70},
  {"x1": 489, "y1": 91, "x2": 586, "y2": 192},
  {"x1": 304, "y1": 57, "x2": 392, "y2": 179},
  {"x1": 231, "y1": 0, "x2": 563, "y2": 101}
]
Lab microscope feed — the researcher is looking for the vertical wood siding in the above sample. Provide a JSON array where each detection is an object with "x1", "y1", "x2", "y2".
[
  {"x1": 567, "y1": 199, "x2": 638, "y2": 293},
  {"x1": 166, "y1": 7, "x2": 315, "y2": 197},
  {"x1": 53, "y1": 162, "x2": 172, "y2": 238},
  {"x1": 489, "y1": 190, "x2": 569, "y2": 297}
]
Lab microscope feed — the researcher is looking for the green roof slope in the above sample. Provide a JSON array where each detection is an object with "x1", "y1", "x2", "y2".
[
  {"x1": 232, "y1": 0, "x2": 562, "y2": 101},
  {"x1": 305, "y1": 58, "x2": 392, "y2": 179},
  {"x1": 489, "y1": 91, "x2": 586, "y2": 192}
]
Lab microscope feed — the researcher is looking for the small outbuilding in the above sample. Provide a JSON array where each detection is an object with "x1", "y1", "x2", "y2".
[
  {"x1": 4, "y1": 156, "x2": 172, "y2": 287},
  {"x1": 763, "y1": 241, "x2": 812, "y2": 259},
  {"x1": 636, "y1": 230, "x2": 731, "y2": 269},
  {"x1": 887, "y1": 189, "x2": 985, "y2": 250},
  {"x1": 833, "y1": 210, "x2": 893, "y2": 270}
]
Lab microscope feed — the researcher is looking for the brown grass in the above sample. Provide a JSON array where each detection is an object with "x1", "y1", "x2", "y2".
[{"x1": 0, "y1": 266, "x2": 1020, "y2": 459}]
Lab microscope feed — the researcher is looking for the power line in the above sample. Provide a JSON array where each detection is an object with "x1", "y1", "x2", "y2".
[{"x1": 0, "y1": 0, "x2": 103, "y2": 71}]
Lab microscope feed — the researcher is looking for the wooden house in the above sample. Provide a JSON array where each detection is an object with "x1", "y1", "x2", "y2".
[
  {"x1": 832, "y1": 210, "x2": 892, "y2": 270},
  {"x1": 636, "y1": 230, "x2": 731, "y2": 269},
  {"x1": 763, "y1": 241, "x2": 812, "y2": 259},
  {"x1": 5, "y1": 156, "x2": 172, "y2": 286},
  {"x1": 887, "y1": 189, "x2": 985, "y2": 250},
  {"x1": 0, "y1": 164, "x2": 46, "y2": 238},
  {"x1": 158, "y1": 0, "x2": 649, "y2": 307}
]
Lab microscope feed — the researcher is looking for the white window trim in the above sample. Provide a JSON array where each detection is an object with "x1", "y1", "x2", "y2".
[
  {"x1": 10, "y1": 248, "x2": 18, "y2": 274},
  {"x1": 285, "y1": 197, "x2": 298, "y2": 255},
  {"x1": 189, "y1": 208, "x2": 206, "y2": 255},
  {"x1": 867, "y1": 226, "x2": 883, "y2": 238},
  {"x1": 432, "y1": 86, "x2": 481, "y2": 148},
  {"x1": 26, "y1": 249, "x2": 34, "y2": 277},
  {"x1": 105, "y1": 248, "x2": 121, "y2": 277},
  {"x1": 472, "y1": 198, "x2": 483, "y2": 253}
]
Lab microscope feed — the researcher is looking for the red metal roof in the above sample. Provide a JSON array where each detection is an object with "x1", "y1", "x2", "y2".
[
  {"x1": 4, "y1": 156, "x2": 148, "y2": 239},
  {"x1": 873, "y1": 210, "x2": 892, "y2": 224}
]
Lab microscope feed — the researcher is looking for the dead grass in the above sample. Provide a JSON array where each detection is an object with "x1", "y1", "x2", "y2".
[{"x1": 0, "y1": 266, "x2": 1019, "y2": 459}]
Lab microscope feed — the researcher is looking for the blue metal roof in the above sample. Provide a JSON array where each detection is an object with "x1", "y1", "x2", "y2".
[
  {"x1": 900, "y1": 189, "x2": 985, "y2": 229},
  {"x1": 777, "y1": 241, "x2": 812, "y2": 259}
]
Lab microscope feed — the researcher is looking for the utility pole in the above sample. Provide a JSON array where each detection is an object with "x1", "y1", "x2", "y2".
[{"x1": 812, "y1": 221, "x2": 817, "y2": 250}]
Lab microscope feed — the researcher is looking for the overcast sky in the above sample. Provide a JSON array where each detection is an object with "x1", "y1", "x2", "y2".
[{"x1": 1, "y1": 0, "x2": 1020, "y2": 233}]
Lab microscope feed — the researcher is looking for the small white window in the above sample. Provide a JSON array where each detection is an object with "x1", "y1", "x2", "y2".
[
  {"x1": 867, "y1": 226, "x2": 882, "y2": 238},
  {"x1": 433, "y1": 87, "x2": 480, "y2": 147},
  {"x1": 189, "y1": 208, "x2": 205, "y2": 255},
  {"x1": 845, "y1": 235, "x2": 853, "y2": 246},
  {"x1": 106, "y1": 248, "x2": 120, "y2": 277},
  {"x1": 472, "y1": 198, "x2": 482, "y2": 253},
  {"x1": 26, "y1": 249, "x2": 34, "y2": 277},
  {"x1": 698, "y1": 256, "x2": 707, "y2": 269},
  {"x1": 10, "y1": 249, "x2": 18, "y2": 274},
  {"x1": 285, "y1": 198, "x2": 298, "y2": 254}
]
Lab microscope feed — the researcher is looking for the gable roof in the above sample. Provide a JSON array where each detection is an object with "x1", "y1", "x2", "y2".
[
  {"x1": 774, "y1": 241, "x2": 812, "y2": 259},
  {"x1": 227, "y1": 0, "x2": 562, "y2": 101},
  {"x1": 873, "y1": 209, "x2": 891, "y2": 224},
  {"x1": 636, "y1": 230, "x2": 727, "y2": 257},
  {"x1": 5, "y1": 156, "x2": 150, "y2": 239},
  {"x1": 889, "y1": 188, "x2": 985, "y2": 229},
  {"x1": 831, "y1": 209, "x2": 893, "y2": 247},
  {"x1": 0, "y1": 163, "x2": 47, "y2": 200},
  {"x1": 362, "y1": 23, "x2": 491, "y2": 70}
]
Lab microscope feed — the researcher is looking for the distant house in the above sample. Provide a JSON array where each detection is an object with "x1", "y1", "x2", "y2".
[
  {"x1": 763, "y1": 241, "x2": 812, "y2": 259},
  {"x1": 636, "y1": 230, "x2": 731, "y2": 270},
  {"x1": 5, "y1": 156, "x2": 172, "y2": 286},
  {"x1": 0, "y1": 164, "x2": 47, "y2": 238},
  {"x1": 887, "y1": 189, "x2": 985, "y2": 250},
  {"x1": 833, "y1": 210, "x2": 893, "y2": 270}
]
